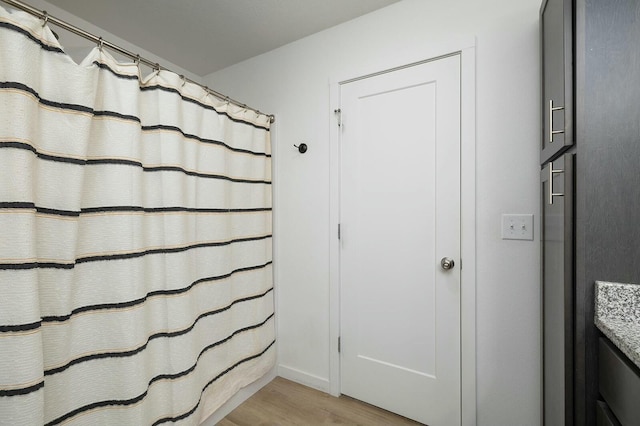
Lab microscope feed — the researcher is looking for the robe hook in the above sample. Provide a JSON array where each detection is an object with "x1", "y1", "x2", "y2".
[{"x1": 294, "y1": 143, "x2": 308, "y2": 154}]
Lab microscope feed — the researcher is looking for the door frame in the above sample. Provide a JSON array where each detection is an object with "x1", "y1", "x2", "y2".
[{"x1": 328, "y1": 42, "x2": 477, "y2": 426}]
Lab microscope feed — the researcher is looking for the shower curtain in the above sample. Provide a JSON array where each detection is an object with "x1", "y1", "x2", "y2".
[{"x1": 0, "y1": 6, "x2": 274, "y2": 425}]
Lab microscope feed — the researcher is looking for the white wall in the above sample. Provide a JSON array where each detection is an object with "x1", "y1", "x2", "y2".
[{"x1": 206, "y1": 0, "x2": 542, "y2": 425}]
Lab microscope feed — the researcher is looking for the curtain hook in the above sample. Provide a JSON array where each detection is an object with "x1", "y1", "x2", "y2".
[
  {"x1": 154, "y1": 63, "x2": 160, "y2": 75},
  {"x1": 41, "y1": 11, "x2": 48, "y2": 27},
  {"x1": 133, "y1": 55, "x2": 141, "y2": 77},
  {"x1": 180, "y1": 75, "x2": 186, "y2": 87},
  {"x1": 97, "y1": 37, "x2": 104, "y2": 51}
]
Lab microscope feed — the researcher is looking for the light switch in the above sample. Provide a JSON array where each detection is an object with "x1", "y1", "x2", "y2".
[{"x1": 501, "y1": 214, "x2": 534, "y2": 241}]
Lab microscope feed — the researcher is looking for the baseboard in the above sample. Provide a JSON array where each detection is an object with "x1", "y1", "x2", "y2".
[
  {"x1": 199, "y1": 366, "x2": 277, "y2": 425},
  {"x1": 277, "y1": 364, "x2": 331, "y2": 393}
]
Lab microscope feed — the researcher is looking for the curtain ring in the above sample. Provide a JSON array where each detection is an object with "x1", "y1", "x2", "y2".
[
  {"x1": 154, "y1": 63, "x2": 160, "y2": 75},
  {"x1": 97, "y1": 37, "x2": 104, "y2": 51},
  {"x1": 134, "y1": 54, "x2": 141, "y2": 65},
  {"x1": 41, "y1": 11, "x2": 48, "y2": 27},
  {"x1": 224, "y1": 96, "x2": 230, "y2": 105},
  {"x1": 180, "y1": 75, "x2": 186, "y2": 87}
]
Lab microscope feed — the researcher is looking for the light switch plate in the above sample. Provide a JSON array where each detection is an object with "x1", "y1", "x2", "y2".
[{"x1": 502, "y1": 214, "x2": 534, "y2": 241}]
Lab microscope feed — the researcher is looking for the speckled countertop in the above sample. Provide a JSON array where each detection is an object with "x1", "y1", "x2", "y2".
[{"x1": 595, "y1": 281, "x2": 640, "y2": 369}]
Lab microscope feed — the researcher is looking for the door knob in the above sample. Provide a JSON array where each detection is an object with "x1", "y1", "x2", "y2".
[{"x1": 441, "y1": 257, "x2": 455, "y2": 270}]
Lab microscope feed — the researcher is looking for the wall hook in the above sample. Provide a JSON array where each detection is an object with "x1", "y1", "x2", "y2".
[{"x1": 294, "y1": 143, "x2": 308, "y2": 154}]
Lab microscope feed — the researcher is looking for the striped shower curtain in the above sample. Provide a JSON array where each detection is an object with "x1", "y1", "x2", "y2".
[{"x1": 0, "y1": 6, "x2": 274, "y2": 425}]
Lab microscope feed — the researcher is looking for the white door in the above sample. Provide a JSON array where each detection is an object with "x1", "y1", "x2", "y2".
[{"x1": 339, "y1": 54, "x2": 461, "y2": 426}]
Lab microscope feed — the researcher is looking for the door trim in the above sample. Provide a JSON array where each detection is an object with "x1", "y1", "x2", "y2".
[{"x1": 328, "y1": 43, "x2": 476, "y2": 426}]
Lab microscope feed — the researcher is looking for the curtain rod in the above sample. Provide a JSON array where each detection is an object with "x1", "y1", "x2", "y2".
[{"x1": 1, "y1": 0, "x2": 275, "y2": 123}]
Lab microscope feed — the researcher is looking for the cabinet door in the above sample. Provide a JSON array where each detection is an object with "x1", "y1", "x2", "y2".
[
  {"x1": 541, "y1": 153, "x2": 574, "y2": 425},
  {"x1": 599, "y1": 338, "x2": 640, "y2": 426},
  {"x1": 597, "y1": 401, "x2": 622, "y2": 426},
  {"x1": 540, "y1": 0, "x2": 573, "y2": 164}
]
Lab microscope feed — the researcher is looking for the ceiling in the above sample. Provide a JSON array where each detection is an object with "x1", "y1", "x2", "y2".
[{"x1": 45, "y1": 0, "x2": 402, "y2": 77}]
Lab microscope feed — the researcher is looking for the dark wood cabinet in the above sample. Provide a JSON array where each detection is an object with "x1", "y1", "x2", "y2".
[
  {"x1": 541, "y1": 0, "x2": 573, "y2": 164},
  {"x1": 541, "y1": 154, "x2": 574, "y2": 426},
  {"x1": 596, "y1": 401, "x2": 621, "y2": 426},
  {"x1": 598, "y1": 338, "x2": 640, "y2": 426},
  {"x1": 541, "y1": 1, "x2": 576, "y2": 423},
  {"x1": 541, "y1": 1, "x2": 640, "y2": 425}
]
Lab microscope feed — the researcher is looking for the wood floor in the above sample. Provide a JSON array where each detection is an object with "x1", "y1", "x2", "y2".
[{"x1": 217, "y1": 377, "x2": 422, "y2": 426}]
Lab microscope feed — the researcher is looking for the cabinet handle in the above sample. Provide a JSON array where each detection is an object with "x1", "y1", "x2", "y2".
[
  {"x1": 549, "y1": 99, "x2": 565, "y2": 143},
  {"x1": 549, "y1": 164, "x2": 564, "y2": 205}
]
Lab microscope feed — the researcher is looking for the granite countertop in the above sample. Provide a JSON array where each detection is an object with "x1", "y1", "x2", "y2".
[{"x1": 595, "y1": 281, "x2": 640, "y2": 369}]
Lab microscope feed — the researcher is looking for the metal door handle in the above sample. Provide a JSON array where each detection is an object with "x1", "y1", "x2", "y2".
[
  {"x1": 441, "y1": 257, "x2": 455, "y2": 270},
  {"x1": 549, "y1": 99, "x2": 565, "y2": 143},
  {"x1": 549, "y1": 164, "x2": 564, "y2": 205}
]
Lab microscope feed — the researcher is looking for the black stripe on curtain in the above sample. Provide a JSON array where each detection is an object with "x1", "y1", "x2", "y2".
[
  {"x1": 93, "y1": 61, "x2": 269, "y2": 131},
  {"x1": 90, "y1": 59, "x2": 271, "y2": 131},
  {"x1": 140, "y1": 124, "x2": 271, "y2": 157},
  {"x1": 152, "y1": 340, "x2": 276, "y2": 426},
  {"x1": 0, "y1": 21, "x2": 64, "y2": 53},
  {"x1": 0, "y1": 81, "x2": 139, "y2": 121},
  {"x1": 0, "y1": 380, "x2": 45, "y2": 397},
  {"x1": 0, "y1": 235, "x2": 272, "y2": 270},
  {"x1": 1, "y1": 313, "x2": 274, "y2": 401},
  {"x1": 41, "y1": 261, "x2": 273, "y2": 323},
  {"x1": 0, "y1": 83, "x2": 271, "y2": 157},
  {"x1": 89, "y1": 61, "x2": 272, "y2": 132},
  {"x1": 45, "y1": 337, "x2": 276, "y2": 426},
  {"x1": 0, "y1": 141, "x2": 272, "y2": 183},
  {"x1": 0, "y1": 321, "x2": 41, "y2": 333},
  {"x1": 0, "y1": 202, "x2": 272, "y2": 217},
  {"x1": 139, "y1": 85, "x2": 271, "y2": 131},
  {"x1": 92, "y1": 61, "x2": 139, "y2": 80},
  {"x1": 0, "y1": 80, "x2": 140, "y2": 119},
  {"x1": 44, "y1": 288, "x2": 275, "y2": 376}
]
